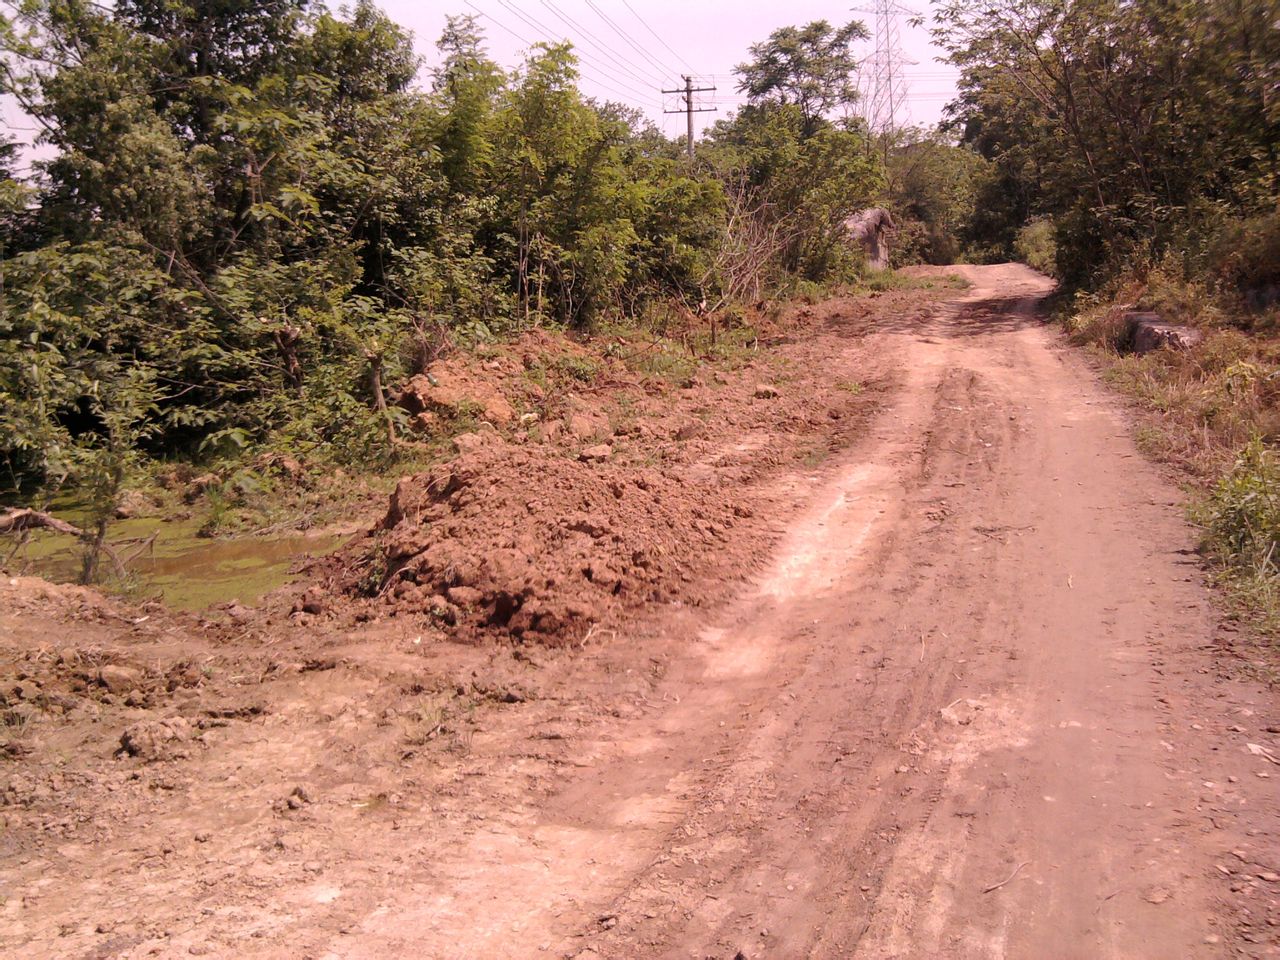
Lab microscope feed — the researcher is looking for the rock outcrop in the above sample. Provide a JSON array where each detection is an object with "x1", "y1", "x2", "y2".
[{"x1": 1123, "y1": 311, "x2": 1204, "y2": 353}]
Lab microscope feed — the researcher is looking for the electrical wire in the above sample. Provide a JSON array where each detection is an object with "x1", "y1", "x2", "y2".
[
  {"x1": 583, "y1": 0, "x2": 679, "y2": 81},
  {"x1": 497, "y1": 0, "x2": 659, "y2": 100},
  {"x1": 463, "y1": 2, "x2": 657, "y2": 108},
  {"x1": 620, "y1": 0, "x2": 695, "y2": 74},
  {"x1": 539, "y1": 0, "x2": 666, "y2": 87}
]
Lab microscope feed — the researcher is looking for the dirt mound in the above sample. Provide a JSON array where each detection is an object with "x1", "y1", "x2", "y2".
[
  {"x1": 317, "y1": 284, "x2": 949, "y2": 645},
  {"x1": 340, "y1": 433, "x2": 748, "y2": 645},
  {"x1": 394, "y1": 368, "x2": 515, "y2": 429},
  {"x1": 0, "y1": 575, "x2": 132, "y2": 624}
]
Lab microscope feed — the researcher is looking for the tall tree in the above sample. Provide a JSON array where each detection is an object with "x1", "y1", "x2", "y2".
[
  {"x1": 736, "y1": 20, "x2": 868, "y2": 138},
  {"x1": 935, "y1": 0, "x2": 1280, "y2": 283}
]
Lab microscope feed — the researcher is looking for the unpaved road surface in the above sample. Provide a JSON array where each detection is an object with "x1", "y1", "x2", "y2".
[{"x1": 3, "y1": 264, "x2": 1278, "y2": 959}]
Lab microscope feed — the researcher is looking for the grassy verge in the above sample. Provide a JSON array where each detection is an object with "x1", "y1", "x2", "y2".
[{"x1": 1063, "y1": 265, "x2": 1280, "y2": 649}]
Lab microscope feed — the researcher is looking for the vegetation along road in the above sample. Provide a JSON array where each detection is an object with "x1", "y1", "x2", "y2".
[{"x1": 1, "y1": 0, "x2": 1277, "y2": 957}]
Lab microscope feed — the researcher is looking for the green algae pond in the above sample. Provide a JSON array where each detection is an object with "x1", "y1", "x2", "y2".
[{"x1": 9, "y1": 515, "x2": 347, "y2": 612}]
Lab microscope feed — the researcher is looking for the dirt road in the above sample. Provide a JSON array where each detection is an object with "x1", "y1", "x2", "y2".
[
  {"x1": 335, "y1": 265, "x2": 1277, "y2": 958},
  {"x1": 3, "y1": 265, "x2": 1277, "y2": 959}
]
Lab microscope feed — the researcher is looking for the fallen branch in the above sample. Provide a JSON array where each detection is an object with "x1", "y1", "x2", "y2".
[
  {"x1": 0, "y1": 508, "x2": 85, "y2": 538},
  {"x1": 982, "y1": 860, "x2": 1030, "y2": 894},
  {"x1": 0, "y1": 508, "x2": 129, "y2": 579}
]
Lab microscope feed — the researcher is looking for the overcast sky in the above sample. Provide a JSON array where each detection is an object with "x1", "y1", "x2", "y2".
[{"x1": 3, "y1": 1, "x2": 960, "y2": 173}]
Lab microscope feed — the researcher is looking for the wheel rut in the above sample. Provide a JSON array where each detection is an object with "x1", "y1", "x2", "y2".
[{"x1": 334, "y1": 265, "x2": 1275, "y2": 960}]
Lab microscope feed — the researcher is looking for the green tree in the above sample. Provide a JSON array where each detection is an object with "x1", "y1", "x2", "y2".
[
  {"x1": 934, "y1": 0, "x2": 1280, "y2": 284},
  {"x1": 0, "y1": 243, "x2": 204, "y2": 577},
  {"x1": 736, "y1": 20, "x2": 868, "y2": 138},
  {"x1": 884, "y1": 128, "x2": 990, "y2": 265}
]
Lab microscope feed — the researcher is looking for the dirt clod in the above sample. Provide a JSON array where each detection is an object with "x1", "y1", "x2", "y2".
[
  {"x1": 98, "y1": 665, "x2": 143, "y2": 694},
  {"x1": 118, "y1": 717, "x2": 194, "y2": 760}
]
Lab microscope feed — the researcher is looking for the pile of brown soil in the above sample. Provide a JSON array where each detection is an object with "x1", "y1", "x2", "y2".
[
  {"x1": 339, "y1": 432, "x2": 761, "y2": 645},
  {"x1": 318, "y1": 284, "x2": 951, "y2": 645}
]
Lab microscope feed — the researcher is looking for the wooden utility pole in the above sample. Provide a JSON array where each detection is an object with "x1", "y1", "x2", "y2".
[{"x1": 663, "y1": 76, "x2": 717, "y2": 164}]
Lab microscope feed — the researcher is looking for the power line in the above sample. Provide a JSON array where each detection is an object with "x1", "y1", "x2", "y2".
[
  {"x1": 620, "y1": 0, "x2": 695, "y2": 74},
  {"x1": 495, "y1": 0, "x2": 659, "y2": 101},
  {"x1": 464, "y1": 2, "x2": 656, "y2": 107},
  {"x1": 540, "y1": 0, "x2": 666, "y2": 87},
  {"x1": 584, "y1": 0, "x2": 679, "y2": 80}
]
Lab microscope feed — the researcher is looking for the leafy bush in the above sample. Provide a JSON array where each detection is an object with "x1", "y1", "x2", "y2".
[
  {"x1": 1014, "y1": 219, "x2": 1056, "y2": 276},
  {"x1": 1199, "y1": 440, "x2": 1280, "y2": 580},
  {"x1": 1202, "y1": 213, "x2": 1280, "y2": 299}
]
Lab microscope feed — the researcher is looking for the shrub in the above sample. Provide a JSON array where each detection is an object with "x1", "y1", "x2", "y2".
[
  {"x1": 1199, "y1": 439, "x2": 1280, "y2": 581},
  {"x1": 1013, "y1": 218, "x2": 1056, "y2": 277},
  {"x1": 1202, "y1": 213, "x2": 1280, "y2": 301}
]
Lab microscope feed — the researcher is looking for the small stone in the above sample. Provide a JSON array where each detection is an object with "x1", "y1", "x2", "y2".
[
  {"x1": 579, "y1": 444, "x2": 612, "y2": 463},
  {"x1": 194, "y1": 831, "x2": 212, "y2": 843},
  {"x1": 286, "y1": 785, "x2": 313, "y2": 808},
  {"x1": 98, "y1": 665, "x2": 143, "y2": 695},
  {"x1": 1258, "y1": 872, "x2": 1279, "y2": 883},
  {"x1": 292, "y1": 587, "x2": 327, "y2": 616},
  {"x1": 114, "y1": 490, "x2": 158, "y2": 520},
  {"x1": 673, "y1": 419, "x2": 705, "y2": 441},
  {"x1": 119, "y1": 717, "x2": 194, "y2": 760}
]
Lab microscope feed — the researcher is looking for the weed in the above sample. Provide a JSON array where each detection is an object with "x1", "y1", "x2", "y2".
[
  {"x1": 1066, "y1": 269, "x2": 1280, "y2": 641},
  {"x1": 802, "y1": 445, "x2": 830, "y2": 469},
  {"x1": 0, "y1": 705, "x2": 37, "y2": 758},
  {"x1": 353, "y1": 544, "x2": 390, "y2": 597},
  {"x1": 1197, "y1": 440, "x2": 1279, "y2": 579},
  {"x1": 197, "y1": 485, "x2": 234, "y2": 539},
  {"x1": 400, "y1": 693, "x2": 476, "y2": 753},
  {"x1": 552, "y1": 353, "x2": 601, "y2": 384},
  {"x1": 401, "y1": 696, "x2": 451, "y2": 746}
]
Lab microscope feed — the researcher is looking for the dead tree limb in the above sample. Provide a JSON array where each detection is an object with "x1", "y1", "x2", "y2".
[
  {"x1": 0, "y1": 508, "x2": 129, "y2": 579},
  {"x1": 0, "y1": 508, "x2": 85, "y2": 538}
]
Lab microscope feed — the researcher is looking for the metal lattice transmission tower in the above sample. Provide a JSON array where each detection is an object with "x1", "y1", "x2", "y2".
[{"x1": 853, "y1": 1, "x2": 917, "y2": 134}]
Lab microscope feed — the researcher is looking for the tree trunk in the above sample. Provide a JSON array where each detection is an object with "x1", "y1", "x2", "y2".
[{"x1": 368, "y1": 353, "x2": 396, "y2": 447}]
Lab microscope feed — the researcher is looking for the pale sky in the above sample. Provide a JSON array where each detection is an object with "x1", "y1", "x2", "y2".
[
  {"x1": 395, "y1": 0, "x2": 960, "y2": 136},
  {"x1": 2, "y1": 1, "x2": 960, "y2": 173}
]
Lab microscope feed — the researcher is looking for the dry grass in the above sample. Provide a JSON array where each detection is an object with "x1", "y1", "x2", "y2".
[{"x1": 1064, "y1": 266, "x2": 1280, "y2": 644}]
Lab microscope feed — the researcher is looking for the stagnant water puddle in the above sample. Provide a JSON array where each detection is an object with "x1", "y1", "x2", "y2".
[{"x1": 10, "y1": 517, "x2": 346, "y2": 611}]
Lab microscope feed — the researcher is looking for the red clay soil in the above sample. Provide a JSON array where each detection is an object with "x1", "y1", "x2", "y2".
[
  {"x1": 1, "y1": 268, "x2": 1278, "y2": 960},
  {"x1": 307, "y1": 290, "x2": 936, "y2": 645},
  {"x1": 352, "y1": 438, "x2": 756, "y2": 643}
]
